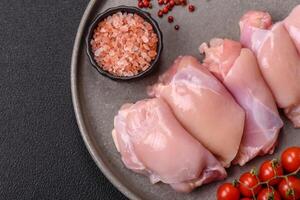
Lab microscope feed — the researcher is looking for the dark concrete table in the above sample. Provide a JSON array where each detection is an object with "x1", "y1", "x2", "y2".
[{"x1": 0, "y1": 1, "x2": 127, "y2": 199}]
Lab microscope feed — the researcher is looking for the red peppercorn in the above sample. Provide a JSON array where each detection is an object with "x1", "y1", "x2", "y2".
[
  {"x1": 143, "y1": 0, "x2": 150, "y2": 8},
  {"x1": 138, "y1": 1, "x2": 144, "y2": 8},
  {"x1": 158, "y1": 10, "x2": 164, "y2": 17},
  {"x1": 167, "y1": 4, "x2": 173, "y2": 11},
  {"x1": 137, "y1": 0, "x2": 194, "y2": 29},
  {"x1": 188, "y1": 4, "x2": 195, "y2": 12},
  {"x1": 169, "y1": 0, "x2": 175, "y2": 7},
  {"x1": 168, "y1": 16, "x2": 174, "y2": 23},
  {"x1": 163, "y1": 6, "x2": 169, "y2": 14},
  {"x1": 180, "y1": 0, "x2": 187, "y2": 6}
]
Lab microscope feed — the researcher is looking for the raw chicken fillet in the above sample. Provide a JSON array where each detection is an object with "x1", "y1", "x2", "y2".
[
  {"x1": 200, "y1": 39, "x2": 283, "y2": 166},
  {"x1": 149, "y1": 56, "x2": 245, "y2": 166},
  {"x1": 284, "y1": 5, "x2": 300, "y2": 54},
  {"x1": 113, "y1": 98, "x2": 227, "y2": 192},
  {"x1": 240, "y1": 10, "x2": 300, "y2": 128}
]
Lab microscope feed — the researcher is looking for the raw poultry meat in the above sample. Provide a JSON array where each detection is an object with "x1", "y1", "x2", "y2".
[
  {"x1": 112, "y1": 98, "x2": 227, "y2": 193},
  {"x1": 148, "y1": 56, "x2": 245, "y2": 166},
  {"x1": 284, "y1": 5, "x2": 300, "y2": 54},
  {"x1": 240, "y1": 11, "x2": 300, "y2": 128},
  {"x1": 239, "y1": 10, "x2": 272, "y2": 51},
  {"x1": 200, "y1": 38, "x2": 283, "y2": 166}
]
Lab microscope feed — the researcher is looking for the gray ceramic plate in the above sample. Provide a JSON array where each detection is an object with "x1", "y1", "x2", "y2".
[{"x1": 71, "y1": 1, "x2": 300, "y2": 199}]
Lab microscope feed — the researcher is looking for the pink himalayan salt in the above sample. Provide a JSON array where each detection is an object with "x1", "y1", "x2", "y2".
[{"x1": 91, "y1": 12, "x2": 158, "y2": 77}]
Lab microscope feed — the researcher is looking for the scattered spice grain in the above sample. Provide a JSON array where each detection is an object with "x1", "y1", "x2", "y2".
[
  {"x1": 188, "y1": 4, "x2": 195, "y2": 12},
  {"x1": 136, "y1": 0, "x2": 197, "y2": 30},
  {"x1": 168, "y1": 16, "x2": 174, "y2": 23}
]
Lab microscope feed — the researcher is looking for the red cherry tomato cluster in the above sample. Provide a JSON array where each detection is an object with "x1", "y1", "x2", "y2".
[
  {"x1": 136, "y1": 0, "x2": 196, "y2": 30},
  {"x1": 217, "y1": 146, "x2": 300, "y2": 200}
]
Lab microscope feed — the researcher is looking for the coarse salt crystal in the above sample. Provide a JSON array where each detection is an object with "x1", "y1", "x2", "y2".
[
  {"x1": 91, "y1": 12, "x2": 158, "y2": 77},
  {"x1": 142, "y1": 36, "x2": 149, "y2": 43},
  {"x1": 94, "y1": 48, "x2": 102, "y2": 56},
  {"x1": 120, "y1": 25, "x2": 129, "y2": 32}
]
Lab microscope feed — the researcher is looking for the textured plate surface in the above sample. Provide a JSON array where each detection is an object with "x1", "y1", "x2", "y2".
[{"x1": 71, "y1": 1, "x2": 300, "y2": 199}]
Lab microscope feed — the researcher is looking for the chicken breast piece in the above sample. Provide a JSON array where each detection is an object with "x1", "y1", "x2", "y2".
[
  {"x1": 240, "y1": 11, "x2": 300, "y2": 128},
  {"x1": 239, "y1": 10, "x2": 272, "y2": 50},
  {"x1": 148, "y1": 56, "x2": 245, "y2": 166},
  {"x1": 284, "y1": 5, "x2": 300, "y2": 54},
  {"x1": 200, "y1": 39, "x2": 283, "y2": 166},
  {"x1": 113, "y1": 98, "x2": 227, "y2": 193}
]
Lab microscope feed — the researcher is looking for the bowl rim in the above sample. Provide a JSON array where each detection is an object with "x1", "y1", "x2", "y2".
[{"x1": 86, "y1": 5, "x2": 163, "y2": 80}]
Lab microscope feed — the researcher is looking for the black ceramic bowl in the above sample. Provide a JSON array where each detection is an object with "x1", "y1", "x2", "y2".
[{"x1": 86, "y1": 6, "x2": 163, "y2": 80}]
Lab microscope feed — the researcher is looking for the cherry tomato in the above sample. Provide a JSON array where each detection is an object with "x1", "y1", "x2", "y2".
[
  {"x1": 281, "y1": 147, "x2": 300, "y2": 173},
  {"x1": 278, "y1": 176, "x2": 300, "y2": 200},
  {"x1": 239, "y1": 172, "x2": 262, "y2": 197},
  {"x1": 259, "y1": 159, "x2": 284, "y2": 185},
  {"x1": 217, "y1": 183, "x2": 240, "y2": 200},
  {"x1": 257, "y1": 187, "x2": 281, "y2": 200},
  {"x1": 240, "y1": 198, "x2": 253, "y2": 200}
]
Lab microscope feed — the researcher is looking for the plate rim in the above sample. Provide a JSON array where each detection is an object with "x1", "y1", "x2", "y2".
[{"x1": 71, "y1": 1, "x2": 142, "y2": 199}]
